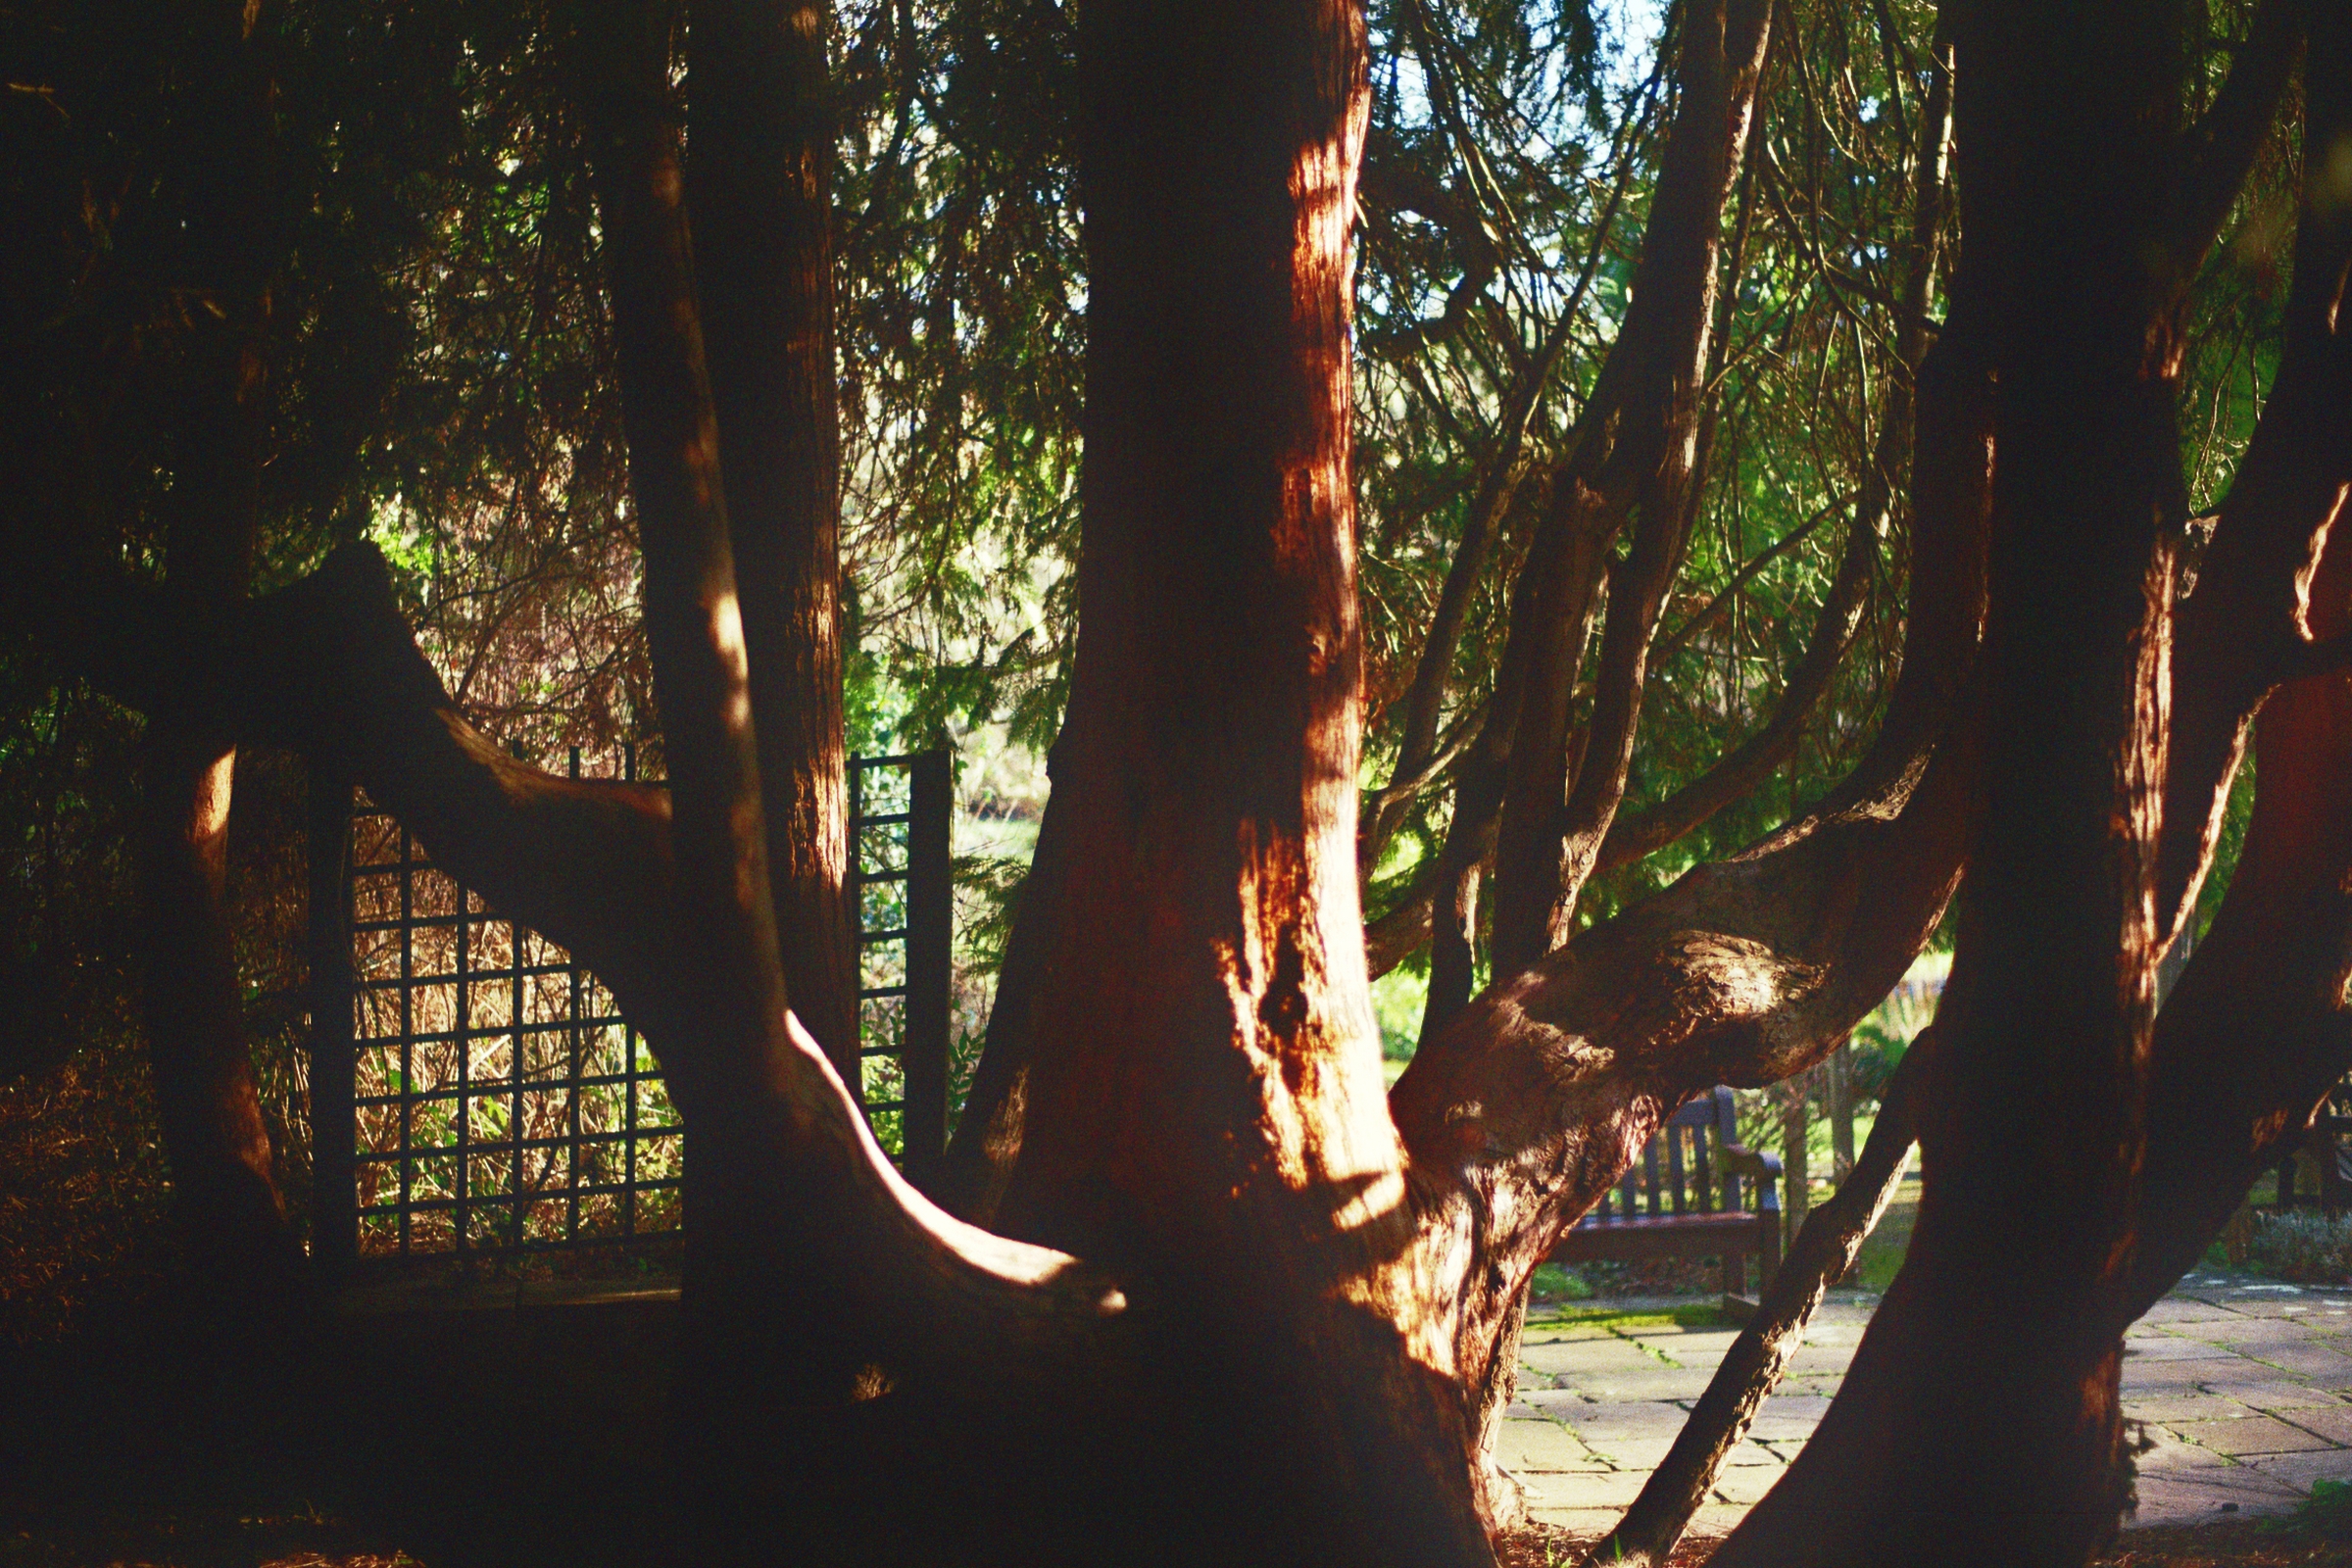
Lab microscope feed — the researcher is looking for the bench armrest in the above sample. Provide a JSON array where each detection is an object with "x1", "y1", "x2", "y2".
[{"x1": 1719, "y1": 1141, "x2": 1783, "y2": 1214}]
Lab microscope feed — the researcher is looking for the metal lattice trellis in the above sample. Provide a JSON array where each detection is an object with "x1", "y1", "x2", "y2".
[{"x1": 309, "y1": 748, "x2": 954, "y2": 1275}]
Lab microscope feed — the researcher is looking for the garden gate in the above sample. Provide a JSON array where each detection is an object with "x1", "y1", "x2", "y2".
[{"x1": 308, "y1": 748, "x2": 955, "y2": 1277}]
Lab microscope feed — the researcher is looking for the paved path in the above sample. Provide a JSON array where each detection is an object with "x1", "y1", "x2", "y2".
[{"x1": 1497, "y1": 1273, "x2": 2352, "y2": 1540}]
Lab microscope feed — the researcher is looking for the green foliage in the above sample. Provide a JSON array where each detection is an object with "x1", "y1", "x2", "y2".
[
  {"x1": 0, "y1": 0, "x2": 2316, "y2": 1298},
  {"x1": 1529, "y1": 1262, "x2": 1595, "y2": 1304},
  {"x1": 2267, "y1": 1478, "x2": 2352, "y2": 1540}
]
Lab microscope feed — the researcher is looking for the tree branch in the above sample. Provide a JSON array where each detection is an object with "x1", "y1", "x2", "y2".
[
  {"x1": 2156, "y1": 10, "x2": 2352, "y2": 946},
  {"x1": 1592, "y1": 490, "x2": 1876, "y2": 876},
  {"x1": 1391, "y1": 308, "x2": 1993, "y2": 1495},
  {"x1": 1485, "y1": 0, "x2": 1777, "y2": 976},
  {"x1": 2172, "y1": 0, "x2": 2303, "y2": 270},
  {"x1": 1649, "y1": 489, "x2": 1848, "y2": 667},
  {"x1": 1587, "y1": 1034, "x2": 1933, "y2": 1568}
]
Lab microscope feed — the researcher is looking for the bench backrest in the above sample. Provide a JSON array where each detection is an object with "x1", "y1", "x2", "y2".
[{"x1": 1579, "y1": 1087, "x2": 1751, "y2": 1226}]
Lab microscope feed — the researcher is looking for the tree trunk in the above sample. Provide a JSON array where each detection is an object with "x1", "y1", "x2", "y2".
[
  {"x1": 139, "y1": 711, "x2": 294, "y2": 1292},
  {"x1": 566, "y1": 11, "x2": 1128, "y2": 1553},
  {"x1": 2122, "y1": 9, "x2": 2352, "y2": 1309},
  {"x1": 960, "y1": 0, "x2": 1494, "y2": 1556},
  {"x1": 134, "y1": 0, "x2": 301, "y2": 1311},
  {"x1": 1715, "y1": 6, "x2": 2228, "y2": 1561},
  {"x1": 687, "y1": 0, "x2": 858, "y2": 1084}
]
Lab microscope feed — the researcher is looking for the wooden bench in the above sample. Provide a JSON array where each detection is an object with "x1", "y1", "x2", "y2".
[{"x1": 1550, "y1": 1087, "x2": 1783, "y2": 1316}]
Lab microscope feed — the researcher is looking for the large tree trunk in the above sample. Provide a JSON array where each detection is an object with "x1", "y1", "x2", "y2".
[
  {"x1": 135, "y1": 0, "x2": 301, "y2": 1307},
  {"x1": 961, "y1": 0, "x2": 1494, "y2": 1557},
  {"x1": 1714, "y1": 4, "x2": 2295, "y2": 1561},
  {"x1": 687, "y1": 0, "x2": 858, "y2": 1084},
  {"x1": 139, "y1": 691, "x2": 294, "y2": 1293}
]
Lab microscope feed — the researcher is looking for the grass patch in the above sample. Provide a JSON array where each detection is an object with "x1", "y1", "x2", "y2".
[
  {"x1": 2265, "y1": 1478, "x2": 2352, "y2": 1542},
  {"x1": 1525, "y1": 1302, "x2": 1733, "y2": 1331},
  {"x1": 1529, "y1": 1263, "x2": 1594, "y2": 1306}
]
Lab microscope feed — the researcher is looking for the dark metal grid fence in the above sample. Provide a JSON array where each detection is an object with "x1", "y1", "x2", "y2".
[
  {"x1": 850, "y1": 752, "x2": 952, "y2": 1191},
  {"x1": 340, "y1": 747, "x2": 678, "y2": 1261},
  {"x1": 311, "y1": 747, "x2": 954, "y2": 1271}
]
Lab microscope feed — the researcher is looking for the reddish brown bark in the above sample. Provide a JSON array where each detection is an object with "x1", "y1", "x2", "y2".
[
  {"x1": 2155, "y1": 11, "x2": 2345, "y2": 948},
  {"x1": 1594, "y1": 51, "x2": 1953, "y2": 880},
  {"x1": 1390, "y1": 301, "x2": 1992, "y2": 1527},
  {"x1": 549, "y1": 0, "x2": 1132, "y2": 1433},
  {"x1": 956, "y1": 0, "x2": 1493, "y2": 1556},
  {"x1": 2122, "y1": 6, "x2": 2352, "y2": 1318},
  {"x1": 1486, "y1": 0, "x2": 1773, "y2": 977},
  {"x1": 139, "y1": 709, "x2": 292, "y2": 1285},
  {"x1": 687, "y1": 0, "x2": 858, "y2": 1084},
  {"x1": 1416, "y1": 2, "x2": 1772, "y2": 1040},
  {"x1": 1713, "y1": 6, "x2": 2275, "y2": 1561}
]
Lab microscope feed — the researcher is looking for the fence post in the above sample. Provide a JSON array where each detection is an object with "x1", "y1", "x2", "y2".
[
  {"x1": 903, "y1": 750, "x2": 954, "y2": 1191},
  {"x1": 308, "y1": 758, "x2": 357, "y2": 1286}
]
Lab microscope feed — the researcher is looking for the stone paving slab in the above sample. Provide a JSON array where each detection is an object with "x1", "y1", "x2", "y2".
[
  {"x1": 2172, "y1": 1415, "x2": 2339, "y2": 1457},
  {"x1": 1500, "y1": 1273, "x2": 2352, "y2": 1539}
]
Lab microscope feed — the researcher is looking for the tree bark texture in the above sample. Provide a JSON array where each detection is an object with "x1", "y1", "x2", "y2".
[
  {"x1": 54, "y1": 1, "x2": 2089, "y2": 1557},
  {"x1": 133, "y1": 0, "x2": 302, "y2": 1301},
  {"x1": 2122, "y1": 11, "x2": 2352, "y2": 1311},
  {"x1": 1415, "y1": 0, "x2": 1772, "y2": 1044},
  {"x1": 1714, "y1": 6, "x2": 2251, "y2": 1561},
  {"x1": 687, "y1": 0, "x2": 858, "y2": 1084},
  {"x1": 554, "y1": 2, "x2": 1133, "y2": 1454},
  {"x1": 961, "y1": 2, "x2": 1498, "y2": 1556}
]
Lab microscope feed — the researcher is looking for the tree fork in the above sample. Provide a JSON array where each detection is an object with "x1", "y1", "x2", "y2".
[{"x1": 1486, "y1": 0, "x2": 1774, "y2": 977}]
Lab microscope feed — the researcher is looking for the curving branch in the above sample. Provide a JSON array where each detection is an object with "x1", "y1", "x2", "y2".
[
  {"x1": 1648, "y1": 488, "x2": 1849, "y2": 667},
  {"x1": 2156, "y1": 13, "x2": 2352, "y2": 947},
  {"x1": 1389, "y1": 307, "x2": 1993, "y2": 1517},
  {"x1": 210, "y1": 545, "x2": 1131, "y2": 1385},
  {"x1": 2121, "y1": 10, "x2": 2352, "y2": 1321},
  {"x1": 2171, "y1": 0, "x2": 2303, "y2": 270},
  {"x1": 1592, "y1": 497, "x2": 1875, "y2": 876},
  {"x1": 1592, "y1": 52, "x2": 1954, "y2": 879}
]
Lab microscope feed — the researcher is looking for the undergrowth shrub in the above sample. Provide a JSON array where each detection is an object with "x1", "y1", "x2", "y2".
[{"x1": 2245, "y1": 1211, "x2": 2352, "y2": 1285}]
